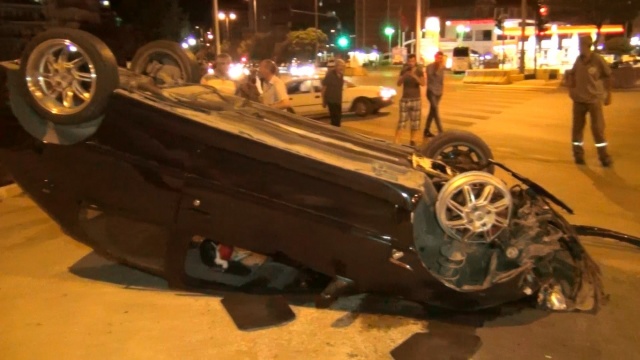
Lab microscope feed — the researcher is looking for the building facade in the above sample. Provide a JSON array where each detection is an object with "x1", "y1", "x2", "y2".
[{"x1": 353, "y1": 0, "x2": 540, "y2": 53}]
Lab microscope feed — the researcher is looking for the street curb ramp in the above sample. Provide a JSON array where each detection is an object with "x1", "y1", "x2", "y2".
[
  {"x1": 0, "y1": 184, "x2": 23, "y2": 200},
  {"x1": 463, "y1": 69, "x2": 513, "y2": 85}
]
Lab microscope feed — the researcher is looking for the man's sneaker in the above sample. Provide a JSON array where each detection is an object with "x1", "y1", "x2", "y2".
[
  {"x1": 424, "y1": 132, "x2": 435, "y2": 138},
  {"x1": 574, "y1": 157, "x2": 586, "y2": 165}
]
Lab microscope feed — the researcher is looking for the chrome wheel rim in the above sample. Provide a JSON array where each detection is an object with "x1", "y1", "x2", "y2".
[
  {"x1": 25, "y1": 39, "x2": 96, "y2": 115},
  {"x1": 436, "y1": 171, "x2": 512, "y2": 243}
]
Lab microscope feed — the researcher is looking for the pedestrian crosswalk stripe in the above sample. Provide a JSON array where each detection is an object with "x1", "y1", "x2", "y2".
[{"x1": 441, "y1": 112, "x2": 491, "y2": 120}]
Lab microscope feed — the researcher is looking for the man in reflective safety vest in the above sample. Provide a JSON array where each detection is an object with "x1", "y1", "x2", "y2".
[{"x1": 566, "y1": 35, "x2": 613, "y2": 167}]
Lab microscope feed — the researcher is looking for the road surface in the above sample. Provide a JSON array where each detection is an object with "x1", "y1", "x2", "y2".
[{"x1": 1, "y1": 73, "x2": 639, "y2": 360}]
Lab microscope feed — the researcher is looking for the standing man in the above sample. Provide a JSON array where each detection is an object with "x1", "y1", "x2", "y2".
[
  {"x1": 424, "y1": 51, "x2": 445, "y2": 137},
  {"x1": 257, "y1": 59, "x2": 290, "y2": 110},
  {"x1": 395, "y1": 54, "x2": 425, "y2": 146},
  {"x1": 568, "y1": 35, "x2": 613, "y2": 167},
  {"x1": 200, "y1": 53, "x2": 237, "y2": 95},
  {"x1": 321, "y1": 59, "x2": 346, "y2": 127}
]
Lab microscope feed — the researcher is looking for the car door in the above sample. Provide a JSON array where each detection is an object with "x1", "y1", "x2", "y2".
[
  {"x1": 342, "y1": 81, "x2": 357, "y2": 112},
  {"x1": 287, "y1": 80, "x2": 323, "y2": 116},
  {"x1": 309, "y1": 79, "x2": 329, "y2": 116}
]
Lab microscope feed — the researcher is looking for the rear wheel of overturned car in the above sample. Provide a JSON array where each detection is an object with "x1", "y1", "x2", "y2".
[
  {"x1": 353, "y1": 98, "x2": 371, "y2": 117},
  {"x1": 130, "y1": 40, "x2": 201, "y2": 86},
  {"x1": 19, "y1": 28, "x2": 119, "y2": 125},
  {"x1": 421, "y1": 130, "x2": 495, "y2": 174}
]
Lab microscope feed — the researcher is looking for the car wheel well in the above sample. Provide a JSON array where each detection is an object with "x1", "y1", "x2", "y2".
[{"x1": 351, "y1": 97, "x2": 372, "y2": 117}]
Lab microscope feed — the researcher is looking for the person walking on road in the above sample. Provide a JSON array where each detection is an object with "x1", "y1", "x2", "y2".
[
  {"x1": 395, "y1": 54, "x2": 425, "y2": 146},
  {"x1": 321, "y1": 59, "x2": 346, "y2": 127},
  {"x1": 567, "y1": 35, "x2": 613, "y2": 167},
  {"x1": 258, "y1": 59, "x2": 290, "y2": 110},
  {"x1": 424, "y1": 51, "x2": 445, "y2": 137}
]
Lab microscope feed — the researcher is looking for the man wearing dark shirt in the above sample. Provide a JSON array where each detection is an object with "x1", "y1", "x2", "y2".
[
  {"x1": 567, "y1": 35, "x2": 613, "y2": 167},
  {"x1": 322, "y1": 59, "x2": 346, "y2": 127},
  {"x1": 396, "y1": 54, "x2": 425, "y2": 146}
]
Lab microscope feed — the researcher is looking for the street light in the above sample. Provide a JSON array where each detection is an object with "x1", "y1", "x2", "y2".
[
  {"x1": 384, "y1": 26, "x2": 395, "y2": 54},
  {"x1": 218, "y1": 12, "x2": 236, "y2": 42}
]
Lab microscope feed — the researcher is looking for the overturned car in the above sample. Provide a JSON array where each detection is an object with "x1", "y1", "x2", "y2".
[{"x1": 1, "y1": 29, "x2": 629, "y2": 313}]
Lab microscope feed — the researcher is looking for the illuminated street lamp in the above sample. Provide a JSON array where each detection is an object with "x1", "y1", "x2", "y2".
[
  {"x1": 384, "y1": 26, "x2": 395, "y2": 53},
  {"x1": 218, "y1": 12, "x2": 236, "y2": 42}
]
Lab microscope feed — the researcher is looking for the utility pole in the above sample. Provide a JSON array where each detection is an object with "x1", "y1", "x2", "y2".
[
  {"x1": 213, "y1": 0, "x2": 221, "y2": 55},
  {"x1": 416, "y1": 0, "x2": 421, "y2": 61},
  {"x1": 519, "y1": 0, "x2": 526, "y2": 74},
  {"x1": 253, "y1": 0, "x2": 258, "y2": 34},
  {"x1": 362, "y1": 0, "x2": 366, "y2": 48},
  {"x1": 314, "y1": 0, "x2": 318, "y2": 64},
  {"x1": 314, "y1": 0, "x2": 318, "y2": 30}
]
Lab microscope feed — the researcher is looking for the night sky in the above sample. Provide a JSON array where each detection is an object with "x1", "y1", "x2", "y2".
[{"x1": 178, "y1": 0, "x2": 245, "y2": 26}]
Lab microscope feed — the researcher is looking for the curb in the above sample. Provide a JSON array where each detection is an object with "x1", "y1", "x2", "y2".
[{"x1": 0, "y1": 183, "x2": 23, "y2": 200}]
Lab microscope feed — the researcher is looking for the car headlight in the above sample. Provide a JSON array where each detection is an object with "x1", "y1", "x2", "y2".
[{"x1": 380, "y1": 88, "x2": 396, "y2": 100}]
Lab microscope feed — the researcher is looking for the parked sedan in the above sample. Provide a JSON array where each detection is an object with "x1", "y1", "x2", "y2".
[{"x1": 285, "y1": 77, "x2": 396, "y2": 117}]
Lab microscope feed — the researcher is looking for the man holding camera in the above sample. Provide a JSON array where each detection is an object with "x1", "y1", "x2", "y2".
[{"x1": 396, "y1": 54, "x2": 425, "y2": 146}]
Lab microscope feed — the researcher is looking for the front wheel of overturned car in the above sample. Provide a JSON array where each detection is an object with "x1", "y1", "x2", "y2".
[
  {"x1": 420, "y1": 130, "x2": 495, "y2": 174},
  {"x1": 19, "y1": 28, "x2": 119, "y2": 126}
]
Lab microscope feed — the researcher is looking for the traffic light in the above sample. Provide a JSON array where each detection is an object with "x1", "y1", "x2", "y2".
[
  {"x1": 336, "y1": 35, "x2": 350, "y2": 49},
  {"x1": 536, "y1": 4, "x2": 549, "y2": 34},
  {"x1": 384, "y1": 26, "x2": 395, "y2": 36}
]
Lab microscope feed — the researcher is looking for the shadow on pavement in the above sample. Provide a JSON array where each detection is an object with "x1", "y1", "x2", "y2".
[
  {"x1": 70, "y1": 251, "x2": 550, "y2": 359},
  {"x1": 68, "y1": 251, "x2": 169, "y2": 290},
  {"x1": 311, "y1": 111, "x2": 390, "y2": 123},
  {"x1": 578, "y1": 165, "x2": 640, "y2": 229}
]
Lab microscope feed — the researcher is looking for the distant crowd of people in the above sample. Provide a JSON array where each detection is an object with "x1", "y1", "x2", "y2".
[
  {"x1": 199, "y1": 35, "x2": 614, "y2": 166},
  {"x1": 200, "y1": 54, "x2": 290, "y2": 110},
  {"x1": 198, "y1": 53, "x2": 347, "y2": 126}
]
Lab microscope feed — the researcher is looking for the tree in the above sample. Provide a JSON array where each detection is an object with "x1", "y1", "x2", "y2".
[
  {"x1": 286, "y1": 28, "x2": 328, "y2": 60},
  {"x1": 237, "y1": 33, "x2": 275, "y2": 60}
]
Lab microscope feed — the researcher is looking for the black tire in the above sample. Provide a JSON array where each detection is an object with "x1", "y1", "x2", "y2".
[
  {"x1": 352, "y1": 98, "x2": 371, "y2": 117},
  {"x1": 9, "y1": 80, "x2": 102, "y2": 145},
  {"x1": 19, "y1": 28, "x2": 119, "y2": 125},
  {"x1": 420, "y1": 130, "x2": 495, "y2": 174},
  {"x1": 130, "y1": 40, "x2": 200, "y2": 85}
]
